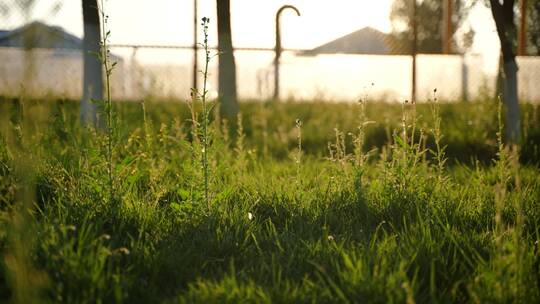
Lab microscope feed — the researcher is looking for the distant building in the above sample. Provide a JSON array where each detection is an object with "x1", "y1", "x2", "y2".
[
  {"x1": 0, "y1": 30, "x2": 10, "y2": 40},
  {"x1": 0, "y1": 21, "x2": 82, "y2": 49},
  {"x1": 302, "y1": 27, "x2": 398, "y2": 56},
  {"x1": 0, "y1": 21, "x2": 121, "y2": 58}
]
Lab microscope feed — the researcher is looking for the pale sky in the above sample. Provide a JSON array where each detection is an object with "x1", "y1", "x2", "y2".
[
  {"x1": 7, "y1": 0, "x2": 500, "y2": 69},
  {"x1": 23, "y1": 0, "x2": 394, "y2": 48}
]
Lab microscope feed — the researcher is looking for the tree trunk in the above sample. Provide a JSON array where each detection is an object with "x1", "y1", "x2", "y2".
[
  {"x1": 489, "y1": 0, "x2": 521, "y2": 143},
  {"x1": 503, "y1": 60, "x2": 520, "y2": 141},
  {"x1": 81, "y1": 0, "x2": 103, "y2": 127},
  {"x1": 216, "y1": 0, "x2": 238, "y2": 119}
]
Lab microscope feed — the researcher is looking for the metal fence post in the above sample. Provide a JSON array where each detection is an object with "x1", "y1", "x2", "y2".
[
  {"x1": 411, "y1": 0, "x2": 417, "y2": 103},
  {"x1": 274, "y1": 5, "x2": 300, "y2": 101},
  {"x1": 192, "y1": 0, "x2": 198, "y2": 91}
]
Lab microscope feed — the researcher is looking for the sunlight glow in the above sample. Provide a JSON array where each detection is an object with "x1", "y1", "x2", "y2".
[{"x1": 35, "y1": 0, "x2": 393, "y2": 50}]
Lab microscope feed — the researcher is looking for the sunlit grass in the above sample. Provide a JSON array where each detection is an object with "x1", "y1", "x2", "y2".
[{"x1": 0, "y1": 97, "x2": 539, "y2": 303}]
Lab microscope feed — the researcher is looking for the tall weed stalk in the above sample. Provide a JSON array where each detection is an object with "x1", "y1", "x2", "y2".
[
  {"x1": 188, "y1": 17, "x2": 214, "y2": 208},
  {"x1": 97, "y1": 0, "x2": 117, "y2": 203},
  {"x1": 429, "y1": 89, "x2": 446, "y2": 182},
  {"x1": 352, "y1": 95, "x2": 375, "y2": 189}
]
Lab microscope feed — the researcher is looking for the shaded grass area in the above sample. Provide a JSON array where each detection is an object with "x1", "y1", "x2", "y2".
[{"x1": 0, "y1": 97, "x2": 539, "y2": 303}]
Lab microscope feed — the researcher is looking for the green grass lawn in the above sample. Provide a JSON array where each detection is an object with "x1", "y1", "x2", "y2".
[{"x1": 1, "y1": 97, "x2": 539, "y2": 303}]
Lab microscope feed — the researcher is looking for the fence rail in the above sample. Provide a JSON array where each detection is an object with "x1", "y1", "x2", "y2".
[{"x1": 1, "y1": 45, "x2": 539, "y2": 103}]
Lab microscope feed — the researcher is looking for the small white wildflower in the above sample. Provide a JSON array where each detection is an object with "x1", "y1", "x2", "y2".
[
  {"x1": 66, "y1": 225, "x2": 76, "y2": 232},
  {"x1": 118, "y1": 247, "x2": 130, "y2": 255},
  {"x1": 248, "y1": 212, "x2": 254, "y2": 220},
  {"x1": 327, "y1": 235, "x2": 334, "y2": 241}
]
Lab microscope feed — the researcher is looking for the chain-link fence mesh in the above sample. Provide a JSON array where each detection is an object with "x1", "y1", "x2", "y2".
[{"x1": 0, "y1": 0, "x2": 539, "y2": 102}]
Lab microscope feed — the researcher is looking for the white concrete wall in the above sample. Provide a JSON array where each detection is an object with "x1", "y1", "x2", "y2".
[
  {"x1": 0, "y1": 47, "x2": 539, "y2": 103},
  {"x1": 517, "y1": 56, "x2": 540, "y2": 102},
  {"x1": 0, "y1": 47, "x2": 127, "y2": 99}
]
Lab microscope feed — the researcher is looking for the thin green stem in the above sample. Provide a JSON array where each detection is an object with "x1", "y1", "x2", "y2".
[
  {"x1": 99, "y1": 0, "x2": 114, "y2": 202},
  {"x1": 295, "y1": 118, "x2": 302, "y2": 180},
  {"x1": 431, "y1": 90, "x2": 445, "y2": 179},
  {"x1": 201, "y1": 18, "x2": 210, "y2": 209}
]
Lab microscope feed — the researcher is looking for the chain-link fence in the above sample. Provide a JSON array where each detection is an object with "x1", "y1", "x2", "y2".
[{"x1": 0, "y1": 0, "x2": 539, "y2": 102}]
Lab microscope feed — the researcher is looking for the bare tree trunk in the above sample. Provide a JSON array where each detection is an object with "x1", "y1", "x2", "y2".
[
  {"x1": 216, "y1": 0, "x2": 238, "y2": 119},
  {"x1": 193, "y1": 0, "x2": 198, "y2": 91},
  {"x1": 503, "y1": 60, "x2": 520, "y2": 140},
  {"x1": 81, "y1": 0, "x2": 103, "y2": 127},
  {"x1": 442, "y1": 0, "x2": 453, "y2": 54},
  {"x1": 411, "y1": 0, "x2": 417, "y2": 103},
  {"x1": 490, "y1": 0, "x2": 521, "y2": 143}
]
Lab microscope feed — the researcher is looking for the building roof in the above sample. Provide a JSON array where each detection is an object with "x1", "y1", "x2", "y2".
[
  {"x1": 302, "y1": 27, "x2": 395, "y2": 56},
  {"x1": 0, "y1": 21, "x2": 82, "y2": 49},
  {"x1": 0, "y1": 21, "x2": 122, "y2": 61}
]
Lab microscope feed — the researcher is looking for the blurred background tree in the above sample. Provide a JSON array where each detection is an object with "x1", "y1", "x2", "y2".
[
  {"x1": 525, "y1": 0, "x2": 540, "y2": 55},
  {"x1": 216, "y1": 0, "x2": 238, "y2": 119},
  {"x1": 81, "y1": 0, "x2": 102, "y2": 127},
  {"x1": 389, "y1": 0, "x2": 475, "y2": 54},
  {"x1": 489, "y1": 0, "x2": 520, "y2": 143}
]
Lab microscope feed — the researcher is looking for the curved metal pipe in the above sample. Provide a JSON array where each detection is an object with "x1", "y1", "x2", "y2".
[{"x1": 274, "y1": 5, "x2": 300, "y2": 100}]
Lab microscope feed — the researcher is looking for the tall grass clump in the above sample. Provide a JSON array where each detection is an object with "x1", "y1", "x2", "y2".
[
  {"x1": 382, "y1": 98, "x2": 428, "y2": 198},
  {"x1": 1, "y1": 105, "x2": 49, "y2": 303},
  {"x1": 294, "y1": 118, "x2": 302, "y2": 172},
  {"x1": 234, "y1": 113, "x2": 247, "y2": 168},
  {"x1": 351, "y1": 94, "x2": 375, "y2": 192},
  {"x1": 466, "y1": 96, "x2": 538, "y2": 303},
  {"x1": 429, "y1": 89, "x2": 446, "y2": 181}
]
